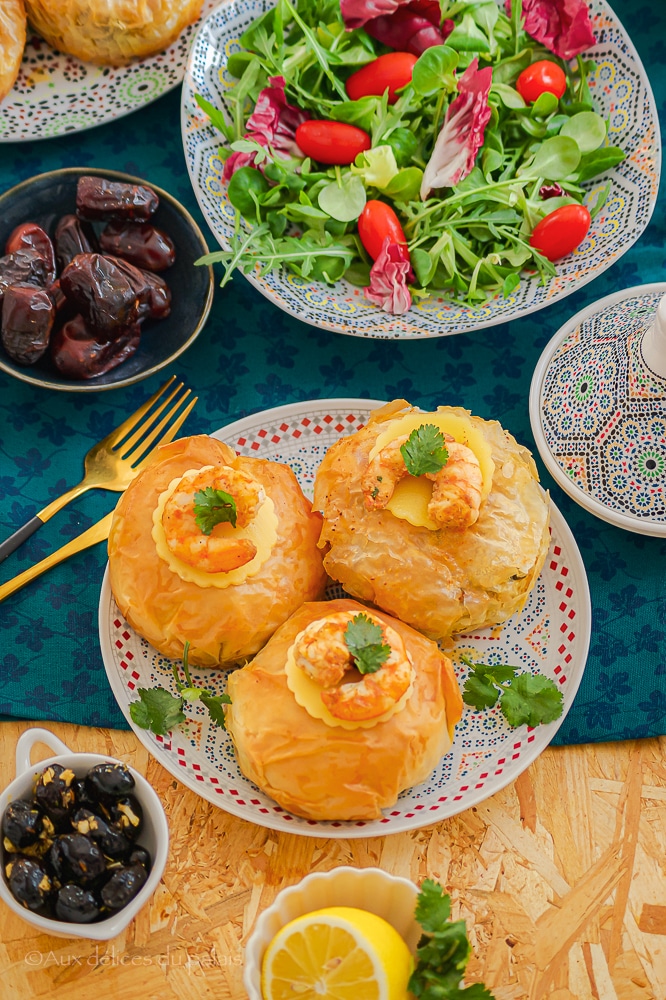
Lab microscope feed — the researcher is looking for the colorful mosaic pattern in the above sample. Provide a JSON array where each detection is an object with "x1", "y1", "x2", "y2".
[
  {"x1": 181, "y1": 0, "x2": 660, "y2": 339},
  {"x1": 99, "y1": 401, "x2": 590, "y2": 837},
  {"x1": 0, "y1": 2, "x2": 219, "y2": 143},
  {"x1": 537, "y1": 287, "x2": 666, "y2": 533}
]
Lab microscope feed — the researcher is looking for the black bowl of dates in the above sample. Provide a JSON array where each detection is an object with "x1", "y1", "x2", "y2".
[
  {"x1": 0, "y1": 728, "x2": 168, "y2": 939},
  {"x1": 0, "y1": 167, "x2": 214, "y2": 392}
]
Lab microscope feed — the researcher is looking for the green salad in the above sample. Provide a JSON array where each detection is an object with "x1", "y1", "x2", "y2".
[{"x1": 196, "y1": 0, "x2": 624, "y2": 314}]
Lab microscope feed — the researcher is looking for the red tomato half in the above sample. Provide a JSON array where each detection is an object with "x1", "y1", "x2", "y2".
[
  {"x1": 358, "y1": 200, "x2": 410, "y2": 262},
  {"x1": 346, "y1": 52, "x2": 418, "y2": 104},
  {"x1": 529, "y1": 204, "x2": 591, "y2": 261},
  {"x1": 295, "y1": 120, "x2": 371, "y2": 165},
  {"x1": 516, "y1": 60, "x2": 567, "y2": 103}
]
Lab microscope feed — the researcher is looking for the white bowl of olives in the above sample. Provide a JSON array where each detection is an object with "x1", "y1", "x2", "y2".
[{"x1": 0, "y1": 727, "x2": 168, "y2": 940}]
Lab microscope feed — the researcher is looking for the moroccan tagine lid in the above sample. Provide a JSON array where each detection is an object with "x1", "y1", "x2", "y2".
[{"x1": 529, "y1": 283, "x2": 666, "y2": 537}]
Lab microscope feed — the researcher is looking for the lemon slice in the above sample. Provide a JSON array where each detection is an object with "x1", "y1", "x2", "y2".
[{"x1": 261, "y1": 906, "x2": 414, "y2": 1000}]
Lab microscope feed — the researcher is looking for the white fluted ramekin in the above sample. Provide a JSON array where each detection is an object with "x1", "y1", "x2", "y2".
[
  {"x1": 0, "y1": 727, "x2": 169, "y2": 940},
  {"x1": 244, "y1": 866, "x2": 421, "y2": 999}
]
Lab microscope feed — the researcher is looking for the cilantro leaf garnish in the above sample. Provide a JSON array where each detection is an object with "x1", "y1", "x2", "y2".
[
  {"x1": 344, "y1": 613, "x2": 391, "y2": 675},
  {"x1": 461, "y1": 655, "x2": 563, "y2": 728},
  {"x1": 194, "y1": 487, "x2": 238, "y2": 534},
  {"x1": 130, "y1": 642, "x2": 231, "y2": 735},
  {"x1": 130, "y1": 687, "x2": 186, "y2": 736},
  {"x1": 400, "y1": 424, "x2": 449, "y2": 477},
  {"x1": 409, "y1": 878, "x2": 496, "y2": 999}
]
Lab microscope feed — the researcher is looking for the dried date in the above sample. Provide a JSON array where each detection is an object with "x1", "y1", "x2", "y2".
[
  {"x1": 5, "y1": 222, "x2": 56, "y2": 285},
  {"x1": 50, "y1": 314, "x2": 141, "y2": 379},
  {"x1": 1, "y1": 283, "x2": 55, "y2": 366},
  {"x1": 60, "y1": 253, "x2": 142, "y2": 334},
  {"x1": 54, "y1": 214, "x2": 96, "y2": 272},
  {"x1": 76, "y1": 176, "x2": 159, "y2": 222},
  {"x1": 0, "y1": 249, "x2": 53, "y2": 301},
  {"x1": 98, "y1": 221, "x2": 176, "y2": 272}
]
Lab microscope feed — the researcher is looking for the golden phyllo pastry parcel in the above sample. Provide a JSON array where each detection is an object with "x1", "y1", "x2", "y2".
[
  {"x1": 24, "y1": 0, "x2": 203, "y2": 66},
  {"x1": 108, "y1": 434, "x2": 327, "y2": 666},
  {"x1": 226, "y1": 598, "x2": 463, "y2": 821},
  {"x1": 313, "y1": 400, "x2": 550, "y2": 640}
]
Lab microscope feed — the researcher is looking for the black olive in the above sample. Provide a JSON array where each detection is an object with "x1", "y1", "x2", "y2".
[
  {"x1": 72, "y1": 809, "x2": 132, "y2": 860},
  {"x1": 102, "y1": 795, "x2": 143, "y2": 841},
  {"x1": 34, "y1": 764, "x2": 77, "y2": 829},
  {"x1": 85, "y1": 762, "x2": 135, "y2": 803},
  {"x1": 2, "y1": 800, "x2": 43, "y2": 850},
  {"x1": 55, "y1": 883, "x2": 101, "y2": 923},
  {"x1": 46, "y1": 833, "x2": 107, "y2": 886},
  {"x1": 72, "y1": 777, "x2": 97, "y2": 811},
  {"x1": 100, "y1": 864, "x2": 148, "y2": 911},
  {"x1": 6, "y1": 857, "x2": 53, "y2": 912},
  {"x1": 127, "y1": 846, "x2": 151, "y2": 871}
]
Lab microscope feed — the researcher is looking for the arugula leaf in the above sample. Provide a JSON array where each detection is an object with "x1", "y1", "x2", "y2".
[
  {"x1": 409, "y1": 879, "x2": 496, "y2": 999},
  {"x1": 461, "y1": 655, "x2": 564, "y2": 728},
  {"x1": 344, "y1": 613, "x2": 390, "y2": 675},
  {"x1": 400, "y1": 424, "x2": 449, "y2": 477},
  {"x1": 194, "y1": 487, "x2": 238, "y2": 534},
  {"x1": 130, "y1": 688, "x2": 185, "y2": 736}
]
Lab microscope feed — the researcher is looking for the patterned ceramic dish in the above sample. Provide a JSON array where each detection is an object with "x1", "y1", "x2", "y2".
[
  {"x1": 0, "y1": 166, "x2": 214, "y2": 392},
  {"x1": 0, "y1": 727, "x2": 169, "y2": 940},
  {"x1": 180, "y1": 0, "x2": 660, "y2": 340},
  {"x1": 244, "y1": 867, "x2": 421, "y2": 1000},
  {"x1": 99, "y1": 399, "x2": 591, "y2": 838},
  {"x1": 530, "y1": 283, "x2": 666, "y2": 537},
  {"x1": 0, "y1": 1, "x2": 219, "y2": 142}
]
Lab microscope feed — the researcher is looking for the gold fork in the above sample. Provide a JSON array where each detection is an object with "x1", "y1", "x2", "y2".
[{"x1": 0, "y1": 376, "x2": 197, "y2": 564}]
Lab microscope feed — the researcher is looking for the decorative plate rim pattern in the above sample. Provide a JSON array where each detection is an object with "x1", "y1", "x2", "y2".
[
  {"x1": 0, "y1": 1, "x2": 220, "y2": 143},
  {"x1": 99, "y1": 399, "x2": 591, "y2": 837},
  {"x1": 530, "y1": 282, "x2": 666, "y2": 538},
  {"x1": 180, "y1": 0, "x2": 661, "y2": 339}
]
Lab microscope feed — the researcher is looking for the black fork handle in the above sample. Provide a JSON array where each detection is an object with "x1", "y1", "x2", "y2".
[{"x1": 0, "y1": 516, "x2": 45, "y2": 564}]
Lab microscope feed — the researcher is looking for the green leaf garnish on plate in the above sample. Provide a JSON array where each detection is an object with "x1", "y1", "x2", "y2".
[{"x1": 400, "y1": 424, "x2": 449, "y2": 477}]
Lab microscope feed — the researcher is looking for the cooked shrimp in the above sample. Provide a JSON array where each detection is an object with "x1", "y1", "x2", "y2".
[
  {"x1": 294, "y1": 619, "x2": 351, "y2": 688},
  {"x1": 425, "y1": 440, "x2": 483, "y2": 529},
  {"x1": 294, "y1": 611, "x2": 413, "y2": 721},
  {"x1": 162, "y1": 466, "x2": 265, "y2": 574},
  {"x1": 361, "y1": 431, "x2": 482, "y2": 530},
  {"x1": 361, "y1": 435, "x2": 411, "y2": 510}
]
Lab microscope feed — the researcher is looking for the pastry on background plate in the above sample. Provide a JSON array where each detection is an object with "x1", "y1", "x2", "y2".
[
  {"x1": 0, "y1": 0, "x2": 26, "y2": 102},
  {"x1": 313, "y1": 400, "x2": 550, "y2": 640},
  {"x1": 24, "y1": 0, "x2": 203, "y2": 66},
  {"x1": 225, "y1": 598, "x2": 463, "y2": 821},
  {"x1": 108, "y1": 434, "x2": 327, "y2": 667}
]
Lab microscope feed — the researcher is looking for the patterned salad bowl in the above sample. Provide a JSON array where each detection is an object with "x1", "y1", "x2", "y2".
[{"x1": 181, "y1": 0, "x2": 660, "y2": 340}]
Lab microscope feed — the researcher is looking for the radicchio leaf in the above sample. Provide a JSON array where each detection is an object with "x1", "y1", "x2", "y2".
[
  {"x1": 506, "y1": 0, "x2": 595, "y2": 60},
  {"x1": 364, "y1": 236, "x2": 414, "y2": 314},
  {"x1": 223, "y1": 76, "x2": 309, "y2": 181},
  {"x1": 341, "y1": 0, "x2": 454, "y2": 56},
  {"x1": 420, "y1": 58, "x2": 492, "y2": 199}
]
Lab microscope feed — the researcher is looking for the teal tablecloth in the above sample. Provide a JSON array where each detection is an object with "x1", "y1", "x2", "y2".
[{"x1": 0, "y1": 0, "x2": 664, "y2": 745}]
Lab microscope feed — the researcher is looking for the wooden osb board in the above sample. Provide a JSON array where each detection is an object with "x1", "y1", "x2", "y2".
[{"x1": 1, "y1": 721, "x2": 666, "y2": 1000}]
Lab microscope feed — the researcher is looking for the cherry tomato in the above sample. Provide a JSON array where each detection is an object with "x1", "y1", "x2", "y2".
[
  {"x1": 295, "y1": 120, "x2": 371, "y2": 165},
  {"x1": 529, "y1": 204, "x2": 591, "y2": 262},
  {"x1": 346, "y1": 52, "x2": 418, "y2": 104},
  {"x1": 358, "y1": 200, "x2": 410, "y2": 263},
  {"x1": 516, "y1": 60, "x2": 567, "y2": 103}
]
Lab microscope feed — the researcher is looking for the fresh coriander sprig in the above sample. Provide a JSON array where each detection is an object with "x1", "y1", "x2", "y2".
[
  {"x1": 130, "y1": 642, "x2": 231, "y2": 736},
  {"x1": 409, "y1": 878, "x2": 496, "y2": 999},
  {"x1": 401, "y1": 424, "x2": 449, "y2": 477},
  {"x1": 461, "y1": 655, "x2": 563, "y2": 728},
  {"x1": 194, "y1": 487, "x2": 238, "y2": 534},
  {"x1": 343, "y1": 613, "x2": 390, "y2": 675}
]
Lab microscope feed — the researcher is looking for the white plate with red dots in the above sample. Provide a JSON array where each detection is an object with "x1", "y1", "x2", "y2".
[{"x1": 99, "y1": 399, "x2": 591, "y2": 837}]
